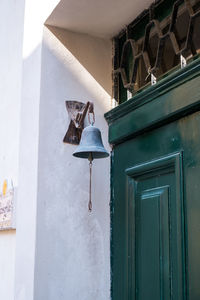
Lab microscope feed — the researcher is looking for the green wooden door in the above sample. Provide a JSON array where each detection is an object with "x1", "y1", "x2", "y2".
[
  {"x1": 127, "y1": 152, "x2": 184, "y2": 300},
  {"x1": 105, "y1": 60, "x2": 200, "y2": 300}
]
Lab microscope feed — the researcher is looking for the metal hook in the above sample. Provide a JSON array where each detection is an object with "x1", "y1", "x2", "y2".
[
  {"x1": 88, "y1": 102, "x2": 95, "y2": 125},
  {"x1": 145, "y1": 67, "x2": 151, "y2": 81}
]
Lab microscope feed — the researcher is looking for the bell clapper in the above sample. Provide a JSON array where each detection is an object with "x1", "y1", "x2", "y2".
[{"x1": 88, "y1": 153, "x2": 93, "y2": 212}]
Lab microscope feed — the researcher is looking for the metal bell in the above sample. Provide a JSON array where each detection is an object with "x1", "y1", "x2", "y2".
[{"x1": 73, "y1": 125, "x2": 109, "y2": 159}]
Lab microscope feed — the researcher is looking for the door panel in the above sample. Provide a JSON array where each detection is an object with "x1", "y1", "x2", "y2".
[
  {"x1": 126, "y1": 152, "x2": 185, "y2": 300},
  {"x1": 138, "y1": 186, "x2": 170, "y2": 300}
]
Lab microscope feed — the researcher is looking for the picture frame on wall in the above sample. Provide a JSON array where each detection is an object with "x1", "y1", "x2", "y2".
[{"x1": 0, "y1": 184, "x2": 16, "y2": 230}]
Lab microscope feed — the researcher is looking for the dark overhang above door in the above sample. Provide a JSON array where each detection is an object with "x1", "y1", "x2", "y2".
[{"x1": 45, "y1": 0, "x2": 153, "y2": 38}]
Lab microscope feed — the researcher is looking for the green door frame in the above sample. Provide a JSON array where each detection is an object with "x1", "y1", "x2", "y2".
[{"x1": 105, "y1": 57, "x2": 200, "y2": 299}]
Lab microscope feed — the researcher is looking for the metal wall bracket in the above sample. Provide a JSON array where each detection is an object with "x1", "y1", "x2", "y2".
[
  {"x1": 180, "y1": 55, "x2": 187, "y2": 68},
  {"x1": 151, "y1": 73, "x2": 157, "y2": 85},
  {"x1": 63, "y1": 101, "x2": 90, "y2": 145}
]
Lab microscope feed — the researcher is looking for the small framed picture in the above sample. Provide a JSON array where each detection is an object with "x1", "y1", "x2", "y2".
[{"x1": 0, "y1": 181, "x2": 16, "y2": 230}]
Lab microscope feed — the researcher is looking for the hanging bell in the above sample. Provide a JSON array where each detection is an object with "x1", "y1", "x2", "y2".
[
  {"x1": 73, "y1": 124, "x2": 109, "y2": 212},
  {"x1": 72, "y1": 101, "x2": 109, "y2": 212},
  {"x1": 73, "y1": 124, "x2": 109, "y2": 159}
]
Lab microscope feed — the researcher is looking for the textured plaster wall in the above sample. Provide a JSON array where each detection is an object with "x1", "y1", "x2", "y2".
[
  {"x1": 0, "y1": 0, "x2": 24, "y2": 299},
  {"x1": 13, "y1": 0, "x2": 112, "y2": 299},
  {"x1": 14, "y1": 1, "x2": 60, "y2": 300},
  {"x1": 0, "y1": 231, "x2": 16, "y2": 300},
  {"x1": 34, "y1": 27, "x2": 112, "y2": 300}
]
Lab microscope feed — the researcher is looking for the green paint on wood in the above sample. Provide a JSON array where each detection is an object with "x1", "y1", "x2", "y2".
[{"x1": 107, "y1": 59, "x2": 200, "y2": 299}]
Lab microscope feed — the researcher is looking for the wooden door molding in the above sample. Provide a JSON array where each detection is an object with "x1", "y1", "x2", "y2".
[
  {"x1": 125, "y1": 151, "x2": 186, "y2": 300},
  {"x1": 105, "y1": 58, "x2": 200, "y2": 145}
]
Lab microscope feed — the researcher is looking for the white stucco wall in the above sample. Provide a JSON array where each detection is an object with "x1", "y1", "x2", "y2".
[
  {"x1": 13, "y1": 0, "x2": 112, "y2": 299},
  {"x1": 0, "y1": 1, "x2": 25, "y2": 299},
  {"x1": 34, "y1": 27, "x2": 112, "y2": 300},
  {"x1": 0, "y1": 231, "x2": 16, "y2": 300},
  {"x1": 14, "y1": 1, "x2": 60, "y2": 300}
]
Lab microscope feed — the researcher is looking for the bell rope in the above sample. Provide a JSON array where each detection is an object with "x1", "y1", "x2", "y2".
[{"x1": 88, "y1": 159, "x2": 93, "y2": 212}]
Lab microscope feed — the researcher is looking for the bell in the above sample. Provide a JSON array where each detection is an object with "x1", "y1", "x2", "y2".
[
  {"x1": 73, "y1": 122, "x2": 109, "y2": 212},
  {"x1": 73, "y1": 125, "x2": 109, "y2": 159}
]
